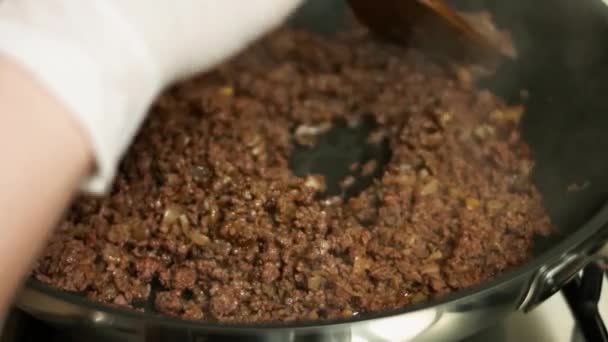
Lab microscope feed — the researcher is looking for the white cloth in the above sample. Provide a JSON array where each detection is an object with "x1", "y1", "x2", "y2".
[{"x1": 0, "y1": 0, "x2": 302, "y2": 192}]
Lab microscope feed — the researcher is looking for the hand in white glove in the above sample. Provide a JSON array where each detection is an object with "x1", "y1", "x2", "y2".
[{"x1": 0, "y1": 0, "x2": 302, "y2": 192}]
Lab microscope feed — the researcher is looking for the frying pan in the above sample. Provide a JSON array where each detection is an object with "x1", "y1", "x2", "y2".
[{"x1": 15, "y1": 0, "x2": 608, "y2": 341}]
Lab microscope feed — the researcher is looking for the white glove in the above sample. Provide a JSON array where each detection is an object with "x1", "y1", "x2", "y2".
[{"x1": 0, "y1": 0, "x2": 302, "y2": 192}]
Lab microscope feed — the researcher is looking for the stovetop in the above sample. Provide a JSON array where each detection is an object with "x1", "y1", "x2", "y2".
[
  {"x1": 3, "y1": 276, "x2": 607, "y2": 342},
  {"x1": 467, "y1": 278, "x2": 608, "y2": 342}
]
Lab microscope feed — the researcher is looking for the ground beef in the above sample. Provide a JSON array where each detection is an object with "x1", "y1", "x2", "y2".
[{"x1": 33, "y1": 23, "x2": 554, "y2": 323}]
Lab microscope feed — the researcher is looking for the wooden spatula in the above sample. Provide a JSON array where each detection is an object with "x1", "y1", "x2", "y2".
[{"x1": 347, "y1": 0, "x2": 515, "y2": 65}]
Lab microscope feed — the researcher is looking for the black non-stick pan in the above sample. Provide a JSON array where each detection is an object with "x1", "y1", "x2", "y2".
[{"x1": 14, "y1": 0, "x2": 608, "y2": 341}]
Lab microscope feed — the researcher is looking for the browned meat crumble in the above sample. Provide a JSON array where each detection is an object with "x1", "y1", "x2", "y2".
[{"x1": 33, "y1": 25, "x2": 553, "y2": 323}]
